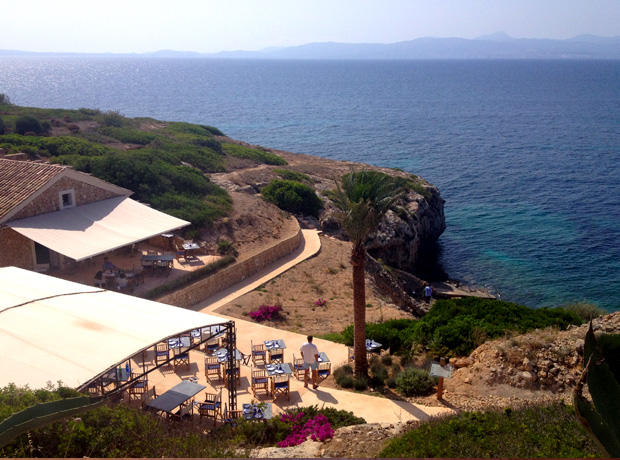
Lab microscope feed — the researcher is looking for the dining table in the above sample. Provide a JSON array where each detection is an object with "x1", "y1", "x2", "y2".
[
  {"x1": 365, "y1": 339, "x2": 382, "y2": 353},
  {"x1": 242, "y1": 402, "x2": 273, "y2": 421},
  {"x1": 265, "y1": 363, "x2": 293, "y2": 376},
  {"x1": 182, "y1": 242, "x2": 200, "y2": 259},
  {"x1": 168, "y1": 336, "x2": 191, "y2": 349},
  {"x1": 146, "y1": 381, "x2": 205, "y2": 415},
  {"x1": 215, "y1": 347, "x2": 242, "y2": 363},
  {"x1": 264, "y1": 339, "x2": 286, "y2": 350},
  {"x1": 317, "y1": 351, "x2": 330, "y2": 363},
  {"x1": 140, "y1": 254, "x2": 174, "y2": 269}
]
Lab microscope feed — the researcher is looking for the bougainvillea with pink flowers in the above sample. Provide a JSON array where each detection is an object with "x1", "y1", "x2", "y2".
[
  {"x1": 277, "y1": 413, "x2": 335, "y2": 448},
  {"x1": 248, "y1": 304, "x2": 282, "y2": 321}
]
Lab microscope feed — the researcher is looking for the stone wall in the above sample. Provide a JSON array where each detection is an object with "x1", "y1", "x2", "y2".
[
  {"x1": 10, "y1": 176, "x2": 122, "y2": 222},
  {"x1": 0, "y1": 227, "x2": 33, "y2": 269},
  {"x1": 156, "y1": 228, "x2": 302, "y2": 309}
]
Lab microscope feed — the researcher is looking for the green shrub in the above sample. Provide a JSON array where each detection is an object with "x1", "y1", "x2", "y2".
[
  {"x1": 386, "y1": 377, "x2": 397, "y2": 388},
  {"x1": 334, "y1": 364, "x2": 355, "y2": 388},
  {"x1": 562, "y1": 300, "x2": 606, "y2": 322},
  {"x1": 381, "y1": 354, "x2": 393, "y2": 366},
  {"x1": 98, "y1": 126, "x2": 158, "y2": 145},
  {"x1": 217, "y1": 240, "x2": 235, "y2": 255},
  {"x1": 391, "y1": 363, "x2": 402, "y2": 375},
  {"x1": 222, "y1": 142, "x2": 287, "y2": 165},
  {"x1": 0, "y1": 93, "x2": 12, "y2": 106},
  {"x1": 395, "y1": 367, "x2": 435, "y2": 396},
  {"x1": 353, "y1": 376, "x2": 369, "y2": 391},
  {"x1": 273, "y1": 168, "x2": 312, "y2": 183},
  {"x1": 380, "y1": 403, "x2": 602, "y2": 458},
  {"x1": 78, "y1": 107, "x2": 101, "y2": 116},
  {"x1": 14, "y1": 115, "x2": 48, "y2": 135},
  {"x1": 45, "y1": 136, "x2": 113, "y2": 157},
  {"x1": 201, "y1": 125, "x2": 224, "y2": 136},
  {"x1": 412, "y1": 297, "x2": 584, "y2": 356},
  {"x1": 262, "y1": 179, "x2": 322, "y2": 217},
  {"x1": 98, "y1": 110, "x2": 125, "y2": 127},
  {"x1": 0, "y1": 117, "x2": 5, "y2": 135},
  {"x1": 369, "y1": 363, "x2": 388, "y2": 387}
]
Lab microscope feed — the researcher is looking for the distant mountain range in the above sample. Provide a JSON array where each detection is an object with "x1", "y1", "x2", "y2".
[{"x1": 3, "y1": 33, "x2": 620, "y2": 59}]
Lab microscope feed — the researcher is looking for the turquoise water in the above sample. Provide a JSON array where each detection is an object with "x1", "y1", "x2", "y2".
[{"x1": 1, "y1": 58, "x2": 619, "y2": 310}]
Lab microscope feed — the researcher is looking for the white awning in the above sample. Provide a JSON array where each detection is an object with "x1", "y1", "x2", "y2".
[
  {"x1": 0, "y1": 267, "x2": 229, "y2": 390},
  {"x1": 7, "y1": 196, "x2": 190, "y2": 261}
]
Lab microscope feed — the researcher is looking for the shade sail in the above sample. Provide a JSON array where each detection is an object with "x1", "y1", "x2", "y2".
[
  {"x1": 0, "y1": 267, "x2": 228, "y2": 390},
  {"x1": 7, "y1": 196, "x2": 190, "y2": 261}
]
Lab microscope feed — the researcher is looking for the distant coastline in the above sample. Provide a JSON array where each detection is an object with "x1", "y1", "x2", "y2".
[{"x1": 2, "y1": 33, "x2": 620, "y2": 60}]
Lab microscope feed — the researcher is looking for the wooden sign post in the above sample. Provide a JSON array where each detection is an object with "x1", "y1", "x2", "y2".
[
  {"x1": 430, "y1": 357, "x2": 453, "y2": 400},
  {"x1": 437, "y1": 357, "x2": 446, "y2": 399}
]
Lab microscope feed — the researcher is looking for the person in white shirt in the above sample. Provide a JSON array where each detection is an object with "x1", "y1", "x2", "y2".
[
  {"x1": 424, "y1": 283, "x2": 433, "y2": 303},
  {"x1": 300, "y1": 335, "x2": 320, "y2": 389}
]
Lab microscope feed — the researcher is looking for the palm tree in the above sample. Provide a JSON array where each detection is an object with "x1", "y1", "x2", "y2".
[{"x1": 332, "y1": 169, "x2": 403, "y2": 377}]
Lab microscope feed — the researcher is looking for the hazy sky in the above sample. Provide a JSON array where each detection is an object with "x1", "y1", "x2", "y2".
[{"x1": 2, "y1": 0, "x2": 619, "y2": 54}]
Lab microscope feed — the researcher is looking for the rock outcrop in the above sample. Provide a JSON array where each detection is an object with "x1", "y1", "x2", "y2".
[{"x1": 366, "y1": 183, "x2": 446, "y2": 273}]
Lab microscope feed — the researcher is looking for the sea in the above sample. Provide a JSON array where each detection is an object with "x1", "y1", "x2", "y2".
[{"x1": 1, "y1": 57, "x2": 619, "y2": 311}]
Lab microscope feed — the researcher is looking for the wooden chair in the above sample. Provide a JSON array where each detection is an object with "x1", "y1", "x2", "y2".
[
  {"x1": 128, "y1": 373, "x2": 148, "y2": 400},
  {"x1": 155, "y1": 342, "x2": 170, "y2": 365},
  {"x1": 268, "y1": 347, "x2": 284, "y2": 364},
  {"x1": 251, "y1": 367, "x2": 269, "y2": 397},
  {"x1": 156, "y1": 259, "x2": 171, "y2": 276},
  {"x1": 251, "y1": 341, "x2": 266, "y2": 366},
  {"x1": 292, "y1": 353, "x2": 305, "y2": 381},
  {"x1": 223, "y1": 361, "x2": 241, "y2": 387},
  {"x1": 140, "y1": 385, "x2": 157, "y2": 409},
  {"x1": 271, "y1": 374, "x2": 290, "y2": 402},
  {"x1": 170, "y1": 402, "x2": 193, "y2": 422},
  {"x1": 223, "y1": 403, "x2": 242, "y2": 426},
  {"x1": 196, "y1": 391, "x2": 222, "y2": 426},
  {"x1": 93, "y1": 270, "x2": 105, "y2": 288},
  {"x1": 239, "y1": 350, "x2": 252, "y2": 366},
  {"x1": 204, "y1": 337, "x2": 220, "y2": 355},
  {"x1": 317, "y1": 362, "x2": 332, "y2": 384},
  {"x1": 204, "y1": 356, "x2": 222, "y2": 383},
  {"x1": 173, "y1": 349, "x2": 190, "y2": 371},
  {"x1": 175, "y1": 246, "x2": 187, "y2": 263}
]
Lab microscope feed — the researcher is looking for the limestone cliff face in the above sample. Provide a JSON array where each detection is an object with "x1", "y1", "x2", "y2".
[
  {"x1": 320, "y1": 178, "x2": 446, "y2": 275},
  {"x1": 366, "y1": 183, "x2": 445, "y2": 273}
]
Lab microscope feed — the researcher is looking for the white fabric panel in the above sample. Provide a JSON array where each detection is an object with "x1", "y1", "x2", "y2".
[
  {"x1": 7, "y1": 197, "x2": 189, "y2": 261},
  {"x1": 0, "y1": 267, "x2": 227, "y2": 389}
]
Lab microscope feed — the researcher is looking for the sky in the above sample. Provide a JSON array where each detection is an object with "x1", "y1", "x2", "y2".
[{"x1": 2, "y1": 0, "x2": 620, "y2": 54}]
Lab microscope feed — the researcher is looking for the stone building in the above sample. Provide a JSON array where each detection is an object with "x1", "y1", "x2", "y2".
[{"x1": 0, "y1": 158, "x2": 189, "y2": 272}]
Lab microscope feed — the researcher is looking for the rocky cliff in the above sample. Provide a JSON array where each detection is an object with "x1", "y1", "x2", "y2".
[{"x1": 212, "y1": 139, "x2": 446, "y2": 273}]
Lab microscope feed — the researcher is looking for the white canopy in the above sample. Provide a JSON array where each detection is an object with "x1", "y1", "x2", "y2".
[
  {"x1": 7, "y1": 196, "x2": 190, "y2": 261},
  {"x1": 0, "y1": 267, "x2": 227, "y2": 390}
]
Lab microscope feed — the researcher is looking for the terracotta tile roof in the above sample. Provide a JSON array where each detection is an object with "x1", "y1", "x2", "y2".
[{"x1": 0, "y1": 159, "x2": 67, "y2": 222}]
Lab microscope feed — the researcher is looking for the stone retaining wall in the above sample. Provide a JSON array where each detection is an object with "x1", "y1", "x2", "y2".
[{"x1": 156, "y1": 227, "x2": 302, "y2": 309}]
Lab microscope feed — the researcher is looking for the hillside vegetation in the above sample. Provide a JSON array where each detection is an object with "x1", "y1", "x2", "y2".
[{"x1": 0, "y1": 99, "x2": 291, "y2": 229}]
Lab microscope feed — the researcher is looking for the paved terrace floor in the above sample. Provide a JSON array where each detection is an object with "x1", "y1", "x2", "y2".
[{"x1": 141, "y1": 229, "x2": 454, "y2": 426}]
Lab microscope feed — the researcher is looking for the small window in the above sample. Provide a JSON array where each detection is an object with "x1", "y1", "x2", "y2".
[{"x1": 59, "y1": 190, "x2": 75, "y2": 209}]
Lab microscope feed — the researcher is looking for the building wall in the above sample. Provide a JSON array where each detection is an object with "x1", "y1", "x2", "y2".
[
  {"x1": 10, "y1": 176, "x2": 121, "y2": 222},
  {"x1": 0, "y1": 227, "x2": 33, "y2": 269},
  {"x1": 157, "y1": 228, "x2": 302, "y2": 309}
]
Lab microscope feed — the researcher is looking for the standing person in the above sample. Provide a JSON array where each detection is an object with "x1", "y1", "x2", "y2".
[
  {"x1": 300, "y1": 335, "x2": 320, "y2": 389},
  {"x1": 424, "y1": 283, "x2": 433, "y2": 303}
]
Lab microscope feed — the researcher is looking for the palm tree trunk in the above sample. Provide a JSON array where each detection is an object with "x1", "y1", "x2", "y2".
[{"x1": 352, "y1": 243, "x2": 368, "y2": 377}]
